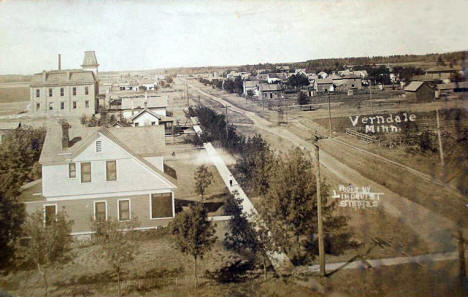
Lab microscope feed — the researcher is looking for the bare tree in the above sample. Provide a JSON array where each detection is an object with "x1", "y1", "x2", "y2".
[{"x1": 194, "y1": 165, "x2": 213, "y2": 201}]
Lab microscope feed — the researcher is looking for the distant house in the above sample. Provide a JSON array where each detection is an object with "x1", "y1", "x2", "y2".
[
  {"x1": 404, "y1": 81, "x2": 434, "y2": 102},
  {"x1": 318, "y1": 71, "x2": 328, "y2": 79},
  {"x1": 118, "y1": 93, "x2": 168, "y2": 119},
  {"x1": 257, "y1": 73, "x2": 269, "y2": 81},
  {"x1": 23, "y1": 122, "x2": 177, "y2": 235},
  {"x1": 140, "y1": 78, "x2": 158, "y2": 90},
  {"x1": 314, "y1": 79, "x2": 334, "y2": 93},
  {"x1": 243, "y1": 80, "x2": 259, "y2": 97},
  {"x1": 425, "y1": 66, "x2": 458, "y2": 81},
  {"x1": 130, "y1": 108, "x2": 174, "y2": 134},
  {"x1": 277, "y1": 65, "x2": 290, "y2": 72},
  {"x1": 259, "y1": 83, "x2": 284, "y2": 100},
  {"x1": 267, "y1": 73, "x2": 282, "y2": 84}
]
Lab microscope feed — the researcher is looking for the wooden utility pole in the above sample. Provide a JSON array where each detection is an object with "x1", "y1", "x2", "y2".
[
  {"x1": 314, "y1": 144, "x2": 325, "y2": 276},
  {"x1": 369, "y1": 80, "x2": 373, "y2": 113},
  {"x1": 327, "y1": 93, "x2": 332, "y2": 138},
  {"x1": 225, "y1": 105, "x2": 230, "y2": 136},
  {"x1": 435, "y1": 108, "x2": 445, "y2": 179}
]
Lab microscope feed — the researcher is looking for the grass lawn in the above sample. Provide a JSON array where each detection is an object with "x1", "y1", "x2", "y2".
[
  {"x1": 0, "y1": 87, "x2": 29, "y2": 103},
  {"x1": 0, "y1": 223, "x2": 321, "y2": 297}
]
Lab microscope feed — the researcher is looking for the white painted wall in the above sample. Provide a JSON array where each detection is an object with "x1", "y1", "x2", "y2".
[{"x1": 133, "y1": 112, "x2": 160, "y2": 127}]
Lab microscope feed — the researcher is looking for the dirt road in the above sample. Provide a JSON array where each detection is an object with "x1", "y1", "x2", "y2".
[{"x1": 186, "y1": 79, "x2": 467, "y2": 252}]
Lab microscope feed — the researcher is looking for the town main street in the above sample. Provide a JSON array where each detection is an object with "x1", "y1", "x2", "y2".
[{"x1": 184, "y1": 78, "x2": 467, "y2": 253}]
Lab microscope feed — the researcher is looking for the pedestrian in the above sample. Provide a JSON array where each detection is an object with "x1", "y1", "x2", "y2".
[{"x1": 229, "y1": 179, "x2": 233, "y2": 187}]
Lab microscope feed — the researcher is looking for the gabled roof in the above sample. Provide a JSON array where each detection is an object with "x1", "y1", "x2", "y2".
[
  {"x1": 316, "y1": 78, "x2": 333, "y2": 84},
  {"x1": 259, "y1": 83, "x2": 283, "y2": 91},
  {"x1": 426, "y1": 66, "x2": 458, "y2": 73},
  {"x1": 120, "y1": 95, "x2": 167, "y2": 110},
  {"x1": 404, "y1": 81, "x2": 425, "y2": 92},
  {"x1": 39, "y1": 123, "x2": 176, "y2": 187},
  {"x1": 131, "y1": 108, "x2": 162, "y2": 122},
  {"x1": 243, "y1": 80, "x2": 259, "y2": 88}
]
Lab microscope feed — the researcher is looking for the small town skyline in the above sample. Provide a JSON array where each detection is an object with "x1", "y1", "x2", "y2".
[{"x1": 1, "y1": 0, "x2": 467, "y2": 75}]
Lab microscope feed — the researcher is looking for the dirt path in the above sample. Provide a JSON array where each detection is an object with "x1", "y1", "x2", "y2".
[{"x1": 187, "y1": 80, "x2": 467, "y2": 252}]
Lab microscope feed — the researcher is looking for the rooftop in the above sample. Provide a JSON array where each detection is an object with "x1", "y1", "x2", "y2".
[
  {"x1": 404, "y1": 81, "x2": 426, "y2": 92},
  {"x1": 82, "y1": 51, "x2": 99, "y2": 67},
  {"x1": 31, "y1": 69, "x2": 96, "y2": 87}
]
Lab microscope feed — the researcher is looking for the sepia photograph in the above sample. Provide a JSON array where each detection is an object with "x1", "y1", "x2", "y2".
[{"x1": 0, "y1": 0, "x2": 467, "y2": 296}]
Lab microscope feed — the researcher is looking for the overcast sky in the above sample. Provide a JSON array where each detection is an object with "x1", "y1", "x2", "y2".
[{"x1": 0, "y1": 0, "x2": 467, "y2": 74}]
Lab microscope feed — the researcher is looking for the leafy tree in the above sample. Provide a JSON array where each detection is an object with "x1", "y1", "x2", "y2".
[
  {"x1": 297, "y1": 92, "x2": 309, "y2": 105},
  {"x1": 170, "y1": 204, "x2": 216, "y2": 287},
  {"x1": 91, "y1": 218, "x2": 140, "y2": 297},
  {"x1": 224, "y1": 194, "x2": 279, "y2": 280},
  {"x1": 194, "y1": 165, "x2": 213, "y2": 201},
  {"x1": 234, "y1": 135, "x2": 277, "y2": 196},
  {"x1": 258, "y1": 148, "x2": 357, "y2": 264},
  {"x1": 287, "y1": 73, "x2": 310, "y2": 88},
  {"x1": 15, "y1": 209, "x2": 73, "y2": 297},
  {"x1": 0, "y1": 179, "x2": 24, "y2": 267},
  {"x1": 246, "y1": 89, "x2": 254, "y2": 98}
]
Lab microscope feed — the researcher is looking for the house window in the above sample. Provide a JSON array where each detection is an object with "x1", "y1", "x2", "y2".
[
  {"x1": 270, "y1": 93, "x2": 273, "y2": 99},
  {"x1": 94, "y1": 201, "x2": 107, "y2": 221},
  {"x1": 36, "y1": 89, "x2": 40, "y2": 97},
  {"x1": 118, "y1": 200, "x2": 130, "y2": 221},
  {"x1": 134, "y1": 123, "x2": 139, "y2": 127},
  {"x1": 106, "y1": 160, "x2": 116, "y2": 181},
  {"x1": 73, "y1": 101, "x2": 77, "y2": 109},
  {"x1": 60, "y1": 88, "x2": 64, "y2": 96},
  {"x1": 69, "y1": 163, "x2": 76, "y2": 178},
  {"x1": 36, "y1": 103, "x2": 40, "y2": 111},
  {"x1": 85, "y1": 86, "x2": 89, "y2": 95},
  {"x1": 85, "y1": 100, "x2": 89, "y2": 108},
  {"x1": 150, "y1": 193, "x2": 173, "y2": 219},
  {"x1": 60, "y1": 102, "x2": 65, "y2": 110},
  {"x1": 81, "y1": 162, "x2": 91, "y2": 183},
  {"x1": 151, "y1": 121, "x2": 156, "y2": 126},
  {"x1": 95, "y1": 141, "x2": 102, "y2": 152},
  {"x1": 44, "y1": 204, "x2": 57, "y2": 226},
  {"x1": 48, "y1": 102, "x2": 54, "y2": 110},
  {"x1": 72, "y1": 87, "x2": 76, "y2": 96},
  {"x1": 49, "y1": 88, "x2": 52, "y2": 97}
]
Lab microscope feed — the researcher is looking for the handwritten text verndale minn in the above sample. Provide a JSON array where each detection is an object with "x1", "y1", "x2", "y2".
[
  {"x1": 332, "y1": 184, "x2": 384, "y2": 209},
  {"x1": 349, "y1": 112, "x2": 417, "y2": 133}
]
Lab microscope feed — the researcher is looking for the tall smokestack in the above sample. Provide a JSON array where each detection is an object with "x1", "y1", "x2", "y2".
[{"x1": 58, "y1": 54, "x2": 61, "y2": 70}]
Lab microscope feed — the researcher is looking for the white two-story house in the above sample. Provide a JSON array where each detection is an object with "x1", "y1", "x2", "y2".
[{"x1": 24, "y1": 122, "x2": 177, "y2": 235}]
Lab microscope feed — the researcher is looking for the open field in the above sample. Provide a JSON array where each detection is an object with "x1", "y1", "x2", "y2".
[{"x1": 0, "y1": 86, "x2": 29, "y2": 103}]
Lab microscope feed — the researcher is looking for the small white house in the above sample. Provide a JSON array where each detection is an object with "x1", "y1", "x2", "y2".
[{"x1": 131, "y1": 109, "x2": 161, "y2": 127}]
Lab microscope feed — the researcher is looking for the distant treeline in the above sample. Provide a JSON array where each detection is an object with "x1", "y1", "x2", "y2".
[{"x1": 0, "y1": 75, "x2": 32, "y2": 83}]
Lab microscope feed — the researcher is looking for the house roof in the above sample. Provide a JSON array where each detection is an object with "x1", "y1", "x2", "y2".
[
  {"x1": 243, "y1": 80, "x2": 259, "y2": 88},
  {"x1": 404, "y1": 81, "x2": 425, "y2": 92},
  {"x1": 131, "y1": 108, "x2": 162, "y2": 122},
  {"x1": 39, "y1": 123, "x2": 176, "y2": 186},
  {"x1": 426, "y1": 66, "x2": 458, "y2": 73},
  {"x1": 31, "y1": 70, "x2": 96, "y2": 87},
  {"x1": 259, "y1": 83, "x2": 283, "y2": 91},
  {"x1": 120, "y1": 95, "x2": 168, "y2": 110},
  {"x1": 316, "y1": 78, "x2": 333, "y2": 84},
  {"x1": 82, "y1": 51, "x2": 99, "y2": 66}
]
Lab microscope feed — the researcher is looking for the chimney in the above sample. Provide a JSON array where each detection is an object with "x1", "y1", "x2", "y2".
[
  {"x1": 58, "y1": 54, "x2": 61, "y2": 70},
  {"x1": 61, "y1": 121, "x2": 70, "y2": 149},
  {"x1": 42, "y1": 70, "x2": 47, "y2": 82}
]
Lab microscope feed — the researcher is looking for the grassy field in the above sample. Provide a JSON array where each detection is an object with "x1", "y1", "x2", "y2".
[{"x1": 0, "y1": 87, "x2": 29, "y2": 103}]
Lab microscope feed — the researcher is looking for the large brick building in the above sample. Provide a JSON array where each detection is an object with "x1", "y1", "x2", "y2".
[{"x1": 30, "y1": 51, "x2": 99, "y2": 117}]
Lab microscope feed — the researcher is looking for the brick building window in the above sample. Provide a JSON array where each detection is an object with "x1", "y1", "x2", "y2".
[
  {"x1": 48, "y1": 102, "x2": 54, "y2": 110},
  {"x1": 36, "y1": 103, "x2": 40, "y2": 111},
  {"x1": 85, "y1": 100, "x2": 89, "y2": 108},
  {"x1": 150, "y1": 193, "x2": 173, "y2": 219},
  {"x1": 81, "y1": 162, "x2": 91, "y2": 183},
  {"x1": 60, "y1": 88, "x2": 64, "y2": 96},
  {"x1": 94, "y1": 201, "x2": 107, "y2": 221},
  {"x1": 60, "y1": 102, "x2": 64, "y2": 110},
  {"x1": 118, "y1": 200, "x2": 130, "y2": 221},
  {"x1": 36, "y1": 89, "x2": 40, "y2": 97},
  {"x1": 49, "y1": 88, "x2": 52, "y2": 97},
  {"x1": 73, "y1": 101, "x2": 77, "y2": 109},
  {"x1": 72, "y1": 87, "x2": 76, "y2": 96},
  {"x1": 85, "y1": 86, "x2": 89, "y2": 95}
]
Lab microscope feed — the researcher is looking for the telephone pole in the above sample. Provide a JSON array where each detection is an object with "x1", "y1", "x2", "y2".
[
  {"x1": 435, "y1": 108, "x2": 445, "y2": 179},
  {"x1": 314, "y1": 143, "x2": 325, "y2": 276},
  {"x1": 185, "y1": 80, "x2": 189, "y2": 107},
  {"x1": 327, "y1": 92, "x2": 332, "y2": 138},
  {"x1": 225, "y1": 105, "x2": 230, "y2": 136}
]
